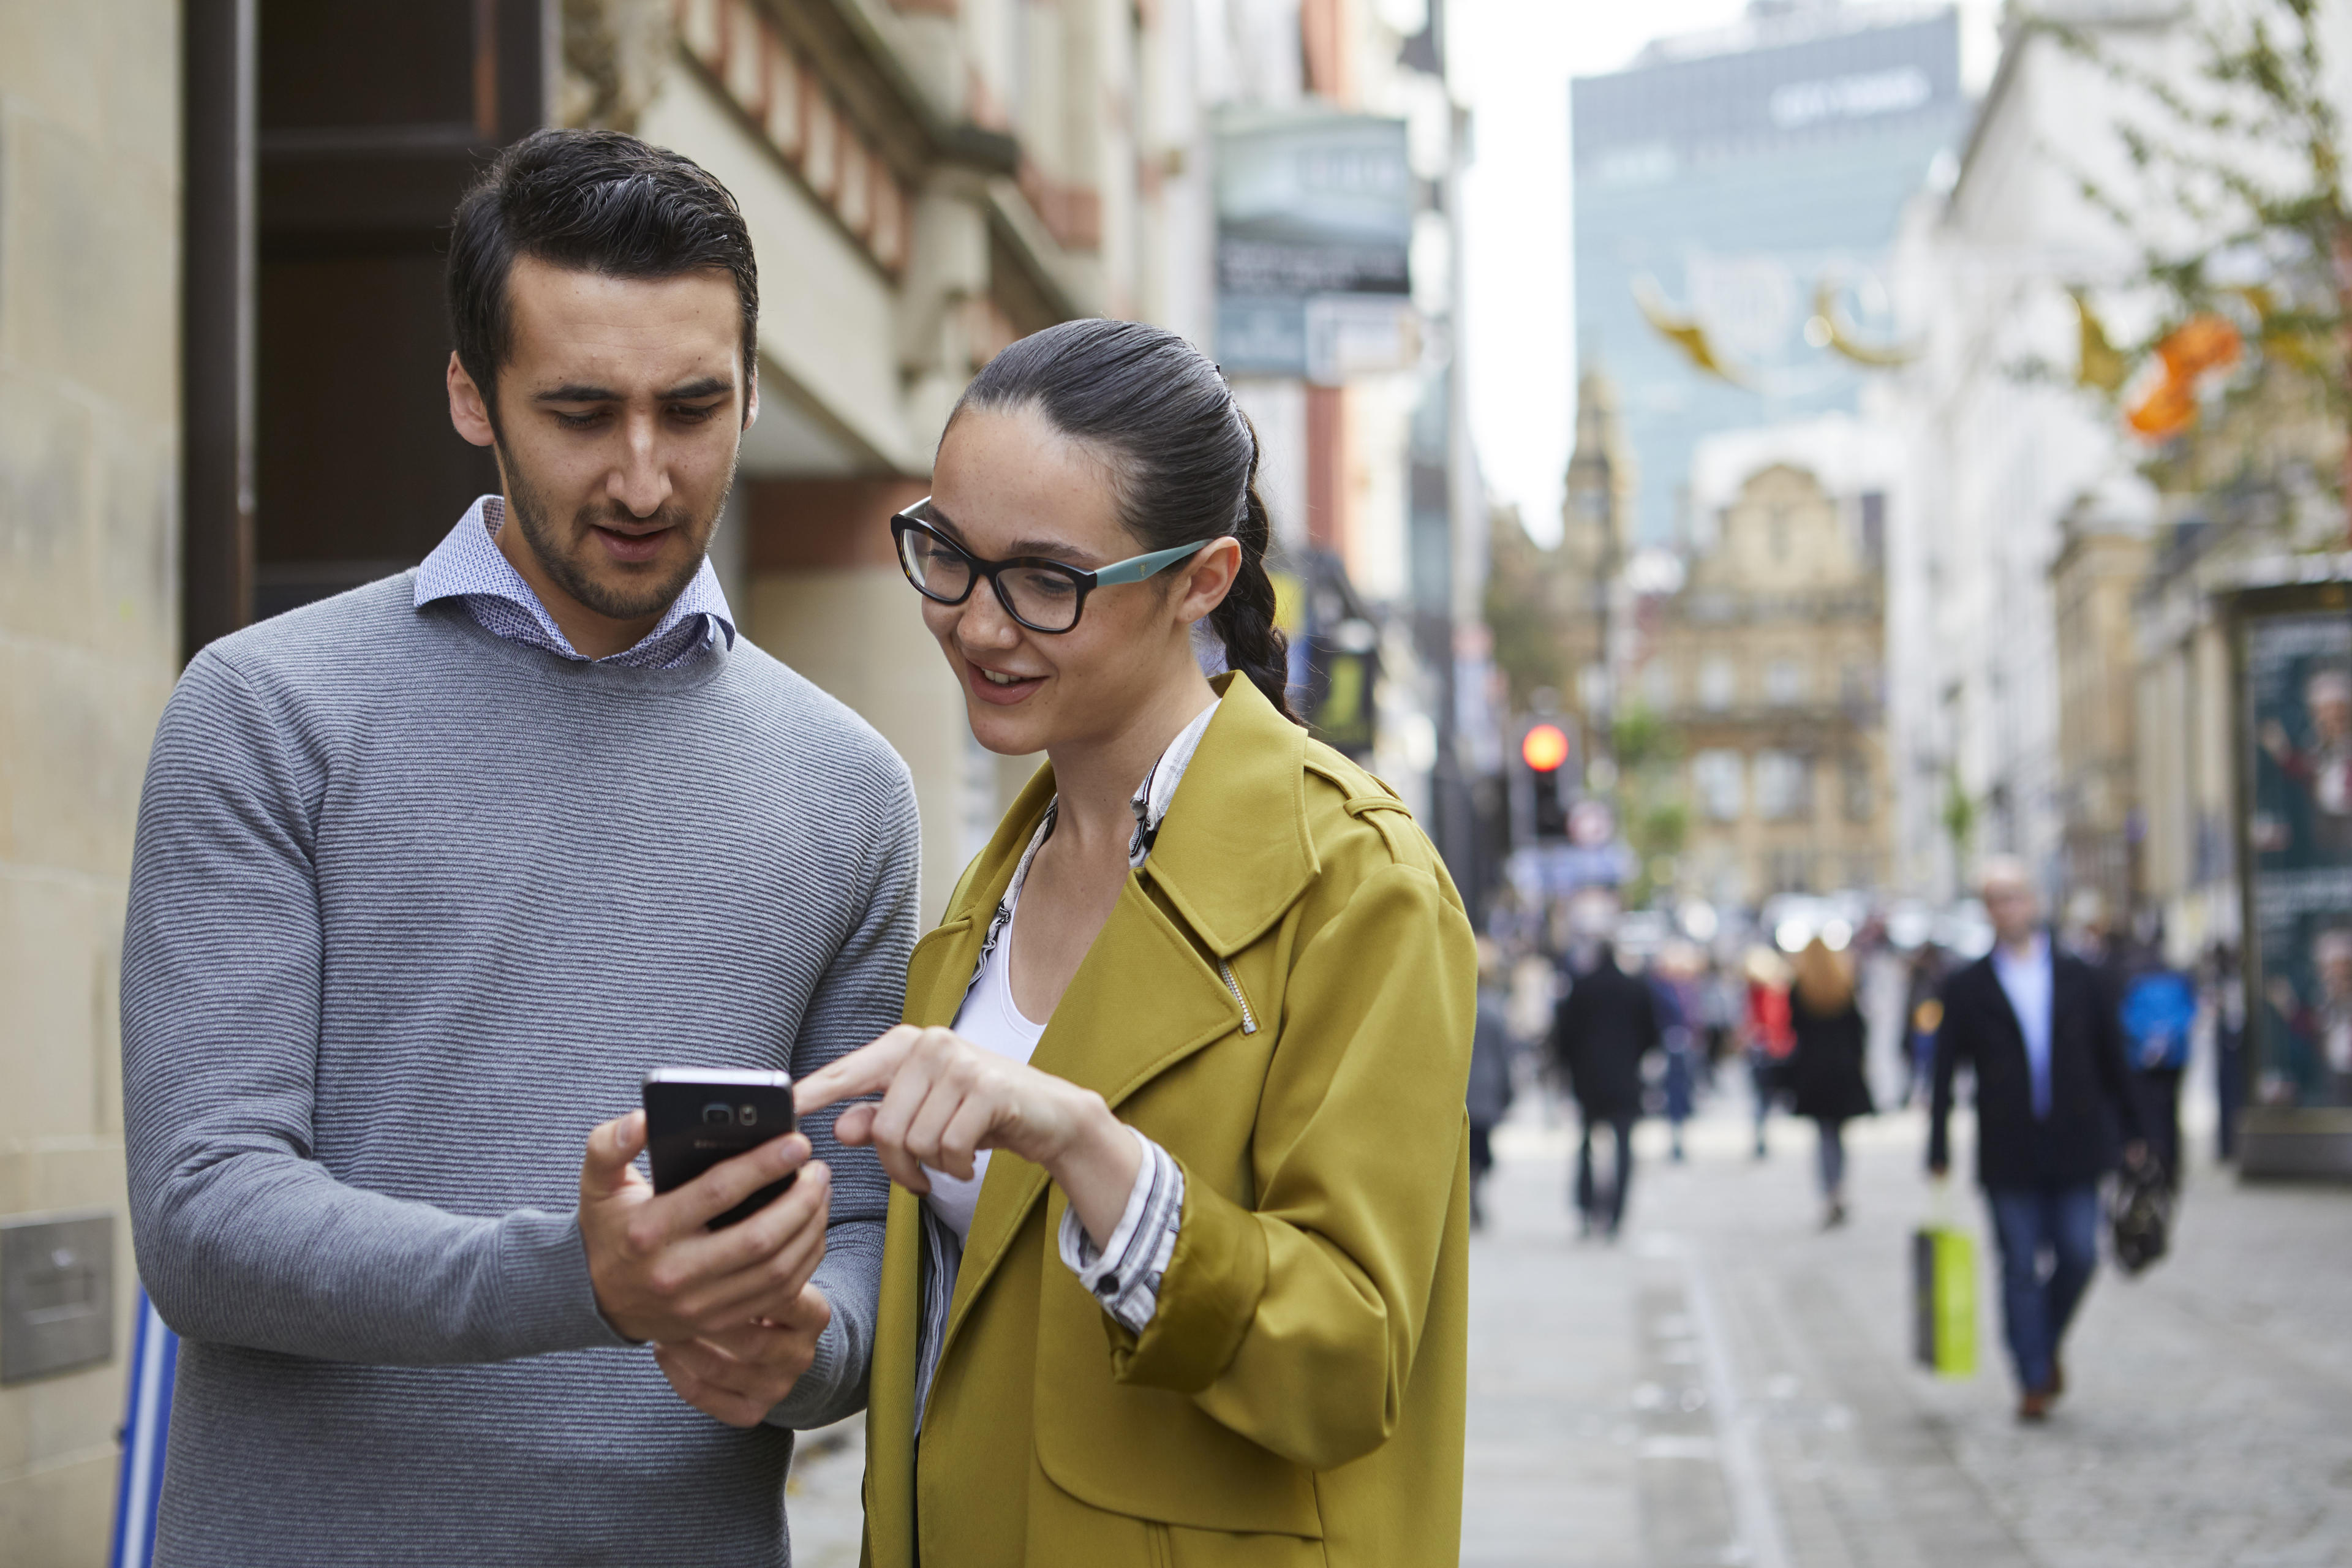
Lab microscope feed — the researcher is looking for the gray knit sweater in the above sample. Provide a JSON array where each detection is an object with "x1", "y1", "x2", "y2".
[{"x1": 121, "y1": 576, "x2": 918, "y2": 1566}]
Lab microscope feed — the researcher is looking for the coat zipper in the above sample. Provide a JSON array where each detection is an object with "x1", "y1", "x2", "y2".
[{"x1": 1218, "y1": 958, "x2": 1259, "y2": 1034}]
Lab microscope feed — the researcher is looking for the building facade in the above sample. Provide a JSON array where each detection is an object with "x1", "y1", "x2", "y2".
[
  {"x1": 1555, "y1": 366, "x2": 1634, "y2": 745},
  {"x1": 0, "y1": 0, "x2": 181, "y2": 1553},
  {"x1": 1570, "y1": 0, "x2": 1966, "y2": 548},
  {"x1": 1877, "y1": 0, "x2": 2197, "y2": 903},
  {"x1": 1643, "y1": 460, "x2": 1890, "y2": 907},
  {"x1": 2049, "y1": 484, "x2": 2155, "y2": 923},
  {"x1": 643, "y1": 0, "x2": 1190, "y2": 917}
]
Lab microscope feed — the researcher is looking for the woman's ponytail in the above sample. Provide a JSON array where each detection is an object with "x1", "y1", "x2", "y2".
[{"x1": 1210, "y1": 428, "x2": 1302, "y2": 722}]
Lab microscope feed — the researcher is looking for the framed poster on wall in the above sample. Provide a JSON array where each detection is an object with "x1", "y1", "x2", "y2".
[{"x1": 2233, "y1": 576, "x2": 2352, "y2": 1177}]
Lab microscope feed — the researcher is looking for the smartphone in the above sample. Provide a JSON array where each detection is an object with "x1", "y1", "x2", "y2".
[{"x1": 641, "y1": 1068, "x2": 797, "y2": 1229}]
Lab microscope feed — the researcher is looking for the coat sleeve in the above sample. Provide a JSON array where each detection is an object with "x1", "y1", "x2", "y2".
[{"x1": 1102, "y1": 862, "x2": 1474, "y2": 1470}]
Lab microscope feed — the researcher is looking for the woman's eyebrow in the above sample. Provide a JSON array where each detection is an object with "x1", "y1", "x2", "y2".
[
  {"x1": 924, "y1": 505, "x2": 1093, "y2": 564},
  {"x1": 1005, "y1": 537, "x2": 1092, "y2": 563},
  {"x1": 919, "y1": 503, "x2": 968, "y2": 544}
]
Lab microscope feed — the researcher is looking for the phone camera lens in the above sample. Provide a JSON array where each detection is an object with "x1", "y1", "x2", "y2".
[
  {"x1": 703, "y1": 1103, "x2": 733, "y2": 1125},
  {"x1": 739, "y1": 1105, "x2": 758, "y2": 1126}
]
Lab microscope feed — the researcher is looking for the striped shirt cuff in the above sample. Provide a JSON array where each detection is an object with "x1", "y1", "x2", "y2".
[{"x1": 1056, "y1": 1129, "x2": 1183, "y2": 1335}]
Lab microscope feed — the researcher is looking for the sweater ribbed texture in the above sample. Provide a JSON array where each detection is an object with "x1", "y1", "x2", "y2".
[{"x1": 121, "y1": 575, "x2": 918, "y2": 1566}]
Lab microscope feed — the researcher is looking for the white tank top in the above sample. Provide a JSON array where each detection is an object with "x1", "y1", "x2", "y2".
[{"x1": 922, "y1": 887, "x2": 1049, "y2": 1244}]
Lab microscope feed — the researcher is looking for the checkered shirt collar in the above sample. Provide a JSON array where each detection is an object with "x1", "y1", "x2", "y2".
[{"x1": 413, "y1": 494, "x2": 736, "y2": 666}]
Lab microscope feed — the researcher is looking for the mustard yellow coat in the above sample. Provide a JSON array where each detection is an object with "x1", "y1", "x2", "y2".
[{"x1": 859, "y1": 674, "x2": 1477, "y2": 1568}]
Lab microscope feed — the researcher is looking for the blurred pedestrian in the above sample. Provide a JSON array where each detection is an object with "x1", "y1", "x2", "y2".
[
  {"x1": 2207, "y1": 941, "x2": 2247, "y2": 1161},
  {"x1": 1468, "y1": 940, "x2": 1520, "y2": 1227},
  {"x1": 1700, "y1": 955, "x2": 1743, "y2": 1084},
  {"x1": 1654, "y1": 943, "x2": 1706, "y2": 1161},
  {"x1": 1901, "y1": 941, "x2": 1950, "y2": 1106},
  {"x1": 1743, "y1": 948, "x2": 1795, "y2": 1159},
  {"x1": 1551, "y1": 940, "x2": 1661, "y2": 1238},
  {"x1": 2117, "y1": 939, "x2": 2197, "y2": 1188},
  {"x1": 1789, "y1": 938, "x2": 1875, "y2": 1227},
  {"x1": 1928, "y1": 858, "x2": 2148, "y2": 1424},
  {"x1": 119, "y1": 130, "x2": 913, "y2": 1563}
]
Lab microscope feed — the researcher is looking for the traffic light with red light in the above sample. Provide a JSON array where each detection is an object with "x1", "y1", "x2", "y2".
[{"x1": 1522, "y1": 722, "x2": 1571, "y2": 841}]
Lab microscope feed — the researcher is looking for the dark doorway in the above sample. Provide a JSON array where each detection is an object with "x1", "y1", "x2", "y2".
[{"x1": 187, "y1": 0, "x2": 548, "y2": 645}]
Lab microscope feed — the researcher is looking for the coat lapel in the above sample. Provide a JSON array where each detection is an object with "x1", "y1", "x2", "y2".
[
  {"x1": 903, "y1": 916, "x2": 979, "y2": 1028},
  {"x1": 929, "y1": 679, "x2": 1319, "y2": 1357},
  {"x1": 942, "y1": 873, "x2": 1242, "y2": 1341},
  {"x1": 1139, "y1": 675, "x2": 1318, "y2": 955}
]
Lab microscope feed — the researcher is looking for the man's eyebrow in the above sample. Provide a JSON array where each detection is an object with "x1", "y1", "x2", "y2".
[
  {"x1": 530, "y1": 377, "x2": 735, "y2": 404},
  {"x1": 533, "y1": 383, "x2": 621, "y2": 404}
]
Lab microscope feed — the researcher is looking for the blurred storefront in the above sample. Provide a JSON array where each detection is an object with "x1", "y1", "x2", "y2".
[
  {"x1": 1205, "y1": 2, "x2": 1490, "y2": 901},
  {"x1": 2226, "y1": 569, "x2": 2352, "y2": 1176}
]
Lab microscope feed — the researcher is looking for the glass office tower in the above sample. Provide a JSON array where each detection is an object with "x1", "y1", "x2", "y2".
[{"x1": 1571, "y1": 2, "x2": 1966, "y2": 545}]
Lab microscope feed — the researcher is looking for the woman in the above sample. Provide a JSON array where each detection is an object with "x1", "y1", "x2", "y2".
[
  {"x1": 791, "y1": 319, "x2": 1477, "y2": 1567},
  {"x1": 1742, "y1": 948, "x2": 1794, "y2": 1159},
  {"x1": 1787, "y1": 937, "x2": 1875, "y2": 1227}
]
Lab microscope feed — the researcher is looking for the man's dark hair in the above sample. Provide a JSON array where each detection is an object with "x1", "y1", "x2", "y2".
[{"x1": 447, "y1": 128, "x2": 758, "y2": 424}]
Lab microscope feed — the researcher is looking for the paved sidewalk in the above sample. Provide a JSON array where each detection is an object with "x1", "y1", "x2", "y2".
[
  {"x1": 1469, "y1": 1090, "x2": 2352, "y2": 1567},
  {"x1": 785, "y1": 1091, "x2": 2352, "y2": 1567}
]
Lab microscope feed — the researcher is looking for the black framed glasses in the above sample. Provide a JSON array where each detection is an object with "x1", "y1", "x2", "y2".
[{"x1": 889, "y1": 499, "x2": 1213, "y2": 635}]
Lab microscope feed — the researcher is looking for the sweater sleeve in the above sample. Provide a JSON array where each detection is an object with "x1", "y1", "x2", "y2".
[
  {"x1": 763, "y1": 756, "x2": 921, "y2": 1429},
  {"x1": 122, "y1": 652, "x2": 628, "y2": 1363}
]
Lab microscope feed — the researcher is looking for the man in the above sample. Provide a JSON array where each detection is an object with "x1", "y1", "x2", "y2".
[
  {"x1": 1550, "y1": 940, "x2": 1660, "y2": 1238},
  {"x1": 1466, "y1": 940, "x2": 1518, "y2": 1229},
  {"x1": 2116, "y1": 941, "x2": 2198, "y2": 1186},
  {"x1": 1928, "y1": 858, "x2": 2146, "y2": 1423},
  {"x1": 122, "y1": 130, "x2": 918, "y2": 1564}
]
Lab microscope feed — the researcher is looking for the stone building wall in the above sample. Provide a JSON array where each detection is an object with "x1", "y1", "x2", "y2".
[
  {"x1": 1648, "y1": 463, "x2": 1891, "y2": 906},
  {"x1": 0, "y1": 1, "x2": 181, "y2": 1561}
]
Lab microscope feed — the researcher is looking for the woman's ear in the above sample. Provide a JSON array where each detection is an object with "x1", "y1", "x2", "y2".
[{"x1": 1174, "y1": 537, "x2": 1243, "y2": 627}]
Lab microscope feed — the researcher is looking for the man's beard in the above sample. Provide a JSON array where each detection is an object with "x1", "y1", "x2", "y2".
[{"x1": 499, "y1": 445, "x2": 729, "y2": 622}]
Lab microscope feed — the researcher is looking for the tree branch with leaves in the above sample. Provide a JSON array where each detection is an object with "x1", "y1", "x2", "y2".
[{"x1": 2048, "y1": 0, "x2": 2350, "y2": 537}]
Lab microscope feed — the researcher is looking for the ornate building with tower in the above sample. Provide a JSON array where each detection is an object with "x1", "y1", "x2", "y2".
[
  {"x1": 1643, "y1": 458, "x2": 1891, "y2": 906},
  {"x1": 1556, "y1": 364, "x2": 1637, "y2": 759}
]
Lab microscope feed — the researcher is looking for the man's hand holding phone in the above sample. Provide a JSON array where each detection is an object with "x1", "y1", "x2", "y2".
[
  {"x1": 577, "y1": 1110, "x2": 831, "y2": 1346},
  {"x1": 653, "y1": 1284, "x2": 834, "y2": 1428}
]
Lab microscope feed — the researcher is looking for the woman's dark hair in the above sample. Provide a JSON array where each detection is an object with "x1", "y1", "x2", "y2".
[
  {"x1": 447, "y1": 128, "x2": 757, "y2": 426},
  {"x1": 951, "y1": 318, "x2": 1302, "y2": 723}
]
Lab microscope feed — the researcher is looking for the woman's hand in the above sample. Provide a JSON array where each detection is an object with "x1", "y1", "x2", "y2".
[{"x1": 796, "y1": 1025, "x2": 1143, "y2": 1245}]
